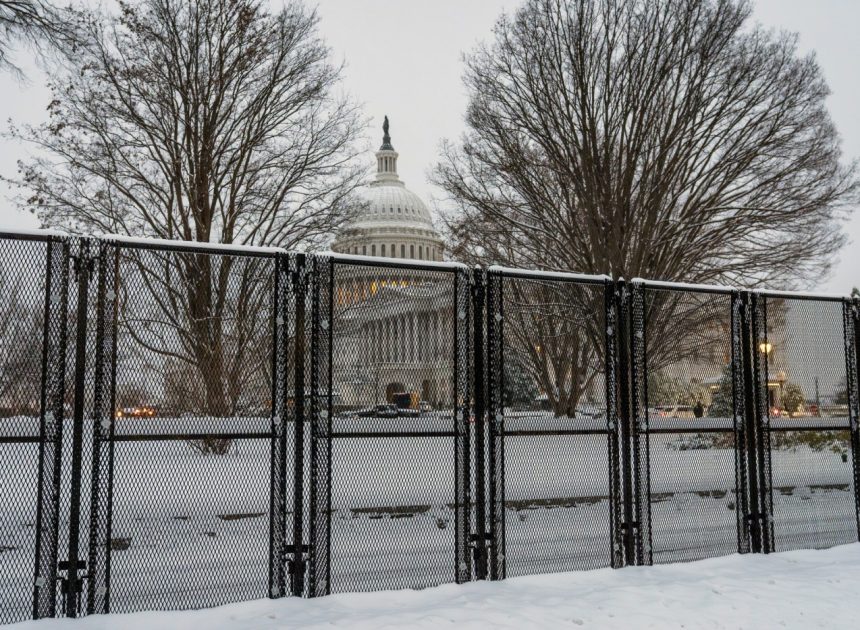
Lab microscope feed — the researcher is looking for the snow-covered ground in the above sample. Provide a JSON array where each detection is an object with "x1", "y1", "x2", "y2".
[
  {"x1": 6, "y1": 543, "x2": 860, "y2": 629},
  {"x1": 2, "y1": 417, "x2": 856, "y2": 621}
]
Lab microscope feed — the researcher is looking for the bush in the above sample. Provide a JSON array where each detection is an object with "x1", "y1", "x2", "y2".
[
  {"x1": 187, "y1": 437, "x2": 234, "y2": 455},
  {"x1": 780, "y1": 382, "x2": 805, "y2": 416},
  {"x1": 770, "y1": 430, "x2": 850, "y2": 455}
]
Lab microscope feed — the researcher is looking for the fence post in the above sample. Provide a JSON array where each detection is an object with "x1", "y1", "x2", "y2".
[
  {"x1": 731, "y1": 291, "x2": 752, "y2": 554},
  {"x1": 615, "y1": 280, "x2": 638, "y2": 565},
  {"x1": 289, "y1": 253, "x2": 308, "y2": 596},
  {"x1": 739, "y1": 291, "x2": 763, "y2": 553},
  {"x1": 454, "y1": 267, "x2": 472, "y2": 584},
  {"x1": 32, "y1": 238, "x2": 71, "y2": 619},
  {"x1": 844, "y1": 298, "x2": 860, "y2": 540},
  {"x1": 485, "y1": 269, "x2": 505, "y2": 580},
  {"x1": 62, "y1": 238, "x2": 95, "y2": 618},
  {"x1": 308, "y1": 255, "x2": 332, "y2": 597},
  {"x1": 604, "y1": 279, "x2": 624, "y2": 569},
  {"x1": 470, "y1": 269, "x2": 488, "y2": 580},
  {"x1": 749, "y1": 293, "x2": 774, "y2": 553},
  {"x1": 269, "y1": 253, "x2": 290, "y2": 599},
  {"x1": 628, "y1": 281, "x2": 652, "y2": 566},
  {"x1": 86, "y1": 241, "x2": 120, "y2": 615}
]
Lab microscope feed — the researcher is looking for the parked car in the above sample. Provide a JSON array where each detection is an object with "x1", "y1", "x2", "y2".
[
  {"x1": 575, "y1": 404, "x2": 605, "y2": 419},
  {"x1": 115, "y1": 405, "x2": 157, "y2": 418},
  {"x1": 357, "y1": 404, "x2": 399, "y2": 418},
  {"x1": 651, "y1": 405, "x2": 695, "y2": 419}
]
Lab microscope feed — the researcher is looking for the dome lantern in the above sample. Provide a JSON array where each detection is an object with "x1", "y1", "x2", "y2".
[{"x1": 375, "y1": 115, "x2": 400, "y2": 183}]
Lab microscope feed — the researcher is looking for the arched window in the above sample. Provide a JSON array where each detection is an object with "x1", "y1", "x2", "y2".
[
  {"x1": 381, "y1": 244, "x2": 386, "y2": 256},
  {"x1": 363, "y1": 245, "x2": 367, "y2": 255},
  {"x1": 401, "y1": 244, "x2": 406, "y2": 258},
  {"x1": 371, "y1": 244, "x2": 376, "y2": 255},
  {"x1": 419, "y1": 245, "x2": 423, "y2": 259},
  {"x1": 410, "y1": 244, "x2": 415, "y2": 258}
]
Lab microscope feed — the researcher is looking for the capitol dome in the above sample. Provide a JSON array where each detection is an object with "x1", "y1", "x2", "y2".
[{"x1": 331, "y1": 117, "x2": 444, "y2": 262}]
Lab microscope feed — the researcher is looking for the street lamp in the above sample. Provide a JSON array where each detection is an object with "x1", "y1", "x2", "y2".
[
  {"x1": 758, "y1": 341, "x2": 782, "y2": 407},
  {"x1": 776, "y1": 369, "x2": 787, "y2": 415}
]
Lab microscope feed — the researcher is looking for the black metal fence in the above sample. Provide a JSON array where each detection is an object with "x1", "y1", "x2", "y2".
[{"x1": 1, "y1": 231, "x2": 858, "y2": 624}]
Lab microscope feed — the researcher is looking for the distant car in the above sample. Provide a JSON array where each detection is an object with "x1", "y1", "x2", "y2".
[
  {"x1": 357, "y1": 404, "x2": 399, "y2": 418},
  {"x1": 575, "y1": 404, "x2": 605, "y2": 419},
  {"x1": 419, "y1": 401, "x2": 433, "y2": 413},
  {"x1": 652, "y1": 405, "x2": 695, "y2": 419},
  {"x1": 377, "y1": 404, "x2": 399, "y2": 418},
  {"x1": 115, "y1": 405, "x2": 157, "y2": 418}
]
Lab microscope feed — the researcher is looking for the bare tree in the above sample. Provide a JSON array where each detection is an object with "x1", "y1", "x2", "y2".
[
  {"x1": 11, "y1": 0, "x2": 365, "y2": 246},
  {"x1": 0, "y1": 0, "x2": 75, "y2": 76},
  {"x1": 436, "y1": 0, "x2": 857, "y2": 406},
  {"x1": 437, "y1": 0, "x2": 856, "y2": 287},
  {"x1": 503, "y1": 278, "x2": 604, "y2": 416},
  {"x1": 117, "y1": 247, "x2": 273, "y2": 418},
  {"x1": 7, "y1": 0, "x2": 366, "y2": 451}
]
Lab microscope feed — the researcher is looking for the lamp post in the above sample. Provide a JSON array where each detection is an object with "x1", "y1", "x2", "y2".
[
  {"x1": 814, "y1": 376, "x2": 820, "y2": 416},
  {"x1": 759, "y1": 341, "x2": 774, "y2": 411},
  {"x1": 776, "y1": 369, "x2": 787, "y2": 415}
]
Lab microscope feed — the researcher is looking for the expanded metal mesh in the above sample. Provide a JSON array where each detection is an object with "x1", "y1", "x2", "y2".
[
  {"x1": 323, "y1": 259, "x2": 467, "y2": 593},
  {"x1": 0, "y1": 236, "x2": 67, "y2": 624},
  {"x1": 761, "y1": 296, "x2": 858, "y2": 551},
  {"x1": 3, "y1": 235, "x2": 860, "y2": 620},
  {"x1": 639, "y1": 288, "x2": 740, "y2": 564},
  {"x1": 103, "y1": 244, "x2": 278, "y2": 613},
  {"x1": 492, "y1": 273, "x2": 613, "y2": 577}
]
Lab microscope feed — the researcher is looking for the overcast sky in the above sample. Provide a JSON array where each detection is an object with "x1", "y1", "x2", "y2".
[{"x1": 1, "y1": 0, "x2": 857, "y2": 292}]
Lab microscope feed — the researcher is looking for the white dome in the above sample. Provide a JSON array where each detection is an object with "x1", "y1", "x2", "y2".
[
  {"x1": 332, "y1": 117, "x2": 444, "y2": 262},
  {"x1": 348, "y1": 181, "x2": 436, "y2": 232}
]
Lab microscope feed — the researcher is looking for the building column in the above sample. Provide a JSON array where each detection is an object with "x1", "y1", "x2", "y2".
[
  {"x1": 385, "y1": 318, "x2": 391, "y2": 362},
  {"x1": 372, "y1": 320, "x2": 379, "y2": 363},
  {"x1": 398, "y1": 313, "x2": 409, "y2": 363},
  {"x1": 434, "y1": 312, "x2": 442, "y2": 359},
  {"x1": 411, "y1": 313, "x2": 421, "y2": 363}
]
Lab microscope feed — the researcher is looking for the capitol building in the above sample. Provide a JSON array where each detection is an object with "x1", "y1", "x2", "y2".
[{"x1": 330, "y1": 118, "x2": 454, "y2": 409}]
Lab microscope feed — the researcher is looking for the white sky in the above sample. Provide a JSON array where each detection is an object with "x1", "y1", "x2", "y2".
[{"x1": 1, "y1": 0, "x2": 857, "y2": 292}]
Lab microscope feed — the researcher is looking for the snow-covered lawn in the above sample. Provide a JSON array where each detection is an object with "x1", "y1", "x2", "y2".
[
  {"x1": 7, "y1": 544, "x2": 859, "y2": 629},
  {"x1": 2, "y1": 424, "x2": 856, "y2": 620}
]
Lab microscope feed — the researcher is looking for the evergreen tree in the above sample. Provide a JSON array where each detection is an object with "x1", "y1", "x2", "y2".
[
  {"x1": 708, "y1": 364, "x2": 734, "y2": 418},
  {"x1": 504, "y1": 356, "x2": 539, "y2": 407}
]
